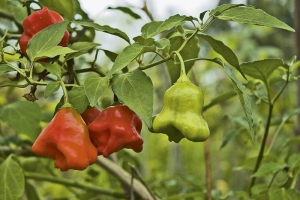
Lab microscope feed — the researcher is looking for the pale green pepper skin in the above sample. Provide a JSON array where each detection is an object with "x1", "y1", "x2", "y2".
[{"x1": 153, "y1": 74, "x2": 210, "y2": 143}]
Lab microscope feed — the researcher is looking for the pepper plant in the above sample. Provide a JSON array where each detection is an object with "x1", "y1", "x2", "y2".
[{"x1": 0, "y1": 0, "x2": 299, "y2": 199}]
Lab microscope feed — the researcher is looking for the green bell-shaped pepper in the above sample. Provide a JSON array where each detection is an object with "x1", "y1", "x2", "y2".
[{"x1": 153, "y1": 74, "x2": 210, "y2": 143}]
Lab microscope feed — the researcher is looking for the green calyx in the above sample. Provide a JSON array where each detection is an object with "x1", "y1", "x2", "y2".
[{"x1": 152, "y1": 74, "x2": 210, "y2": 143}]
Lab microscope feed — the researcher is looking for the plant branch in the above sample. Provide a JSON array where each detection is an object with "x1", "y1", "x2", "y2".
[
  {"x1": 24, "y1": 172, "x2": 126, "y2": 198},
  {"x1": 249, "y1": 104, "x2": 274, "y2": 193},
  {"x1": 130, "y1": 165, "x2": 157, "y2": 200},
  {"x1": 96, "y1": 156, "x2": 158, "y2": 200}
]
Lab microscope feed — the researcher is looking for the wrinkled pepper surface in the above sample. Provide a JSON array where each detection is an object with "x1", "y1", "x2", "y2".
[
  {"x1": 153, "y1": 74, "x2": 210, "y2": 143},
  {"x1": 88, "y1": 104, "x2": 143, "y2": 157},
  {"x1": 81, "y1": 107, "x2": 101, "y2": 125},
  {"x1": 32, "y1": 107, "x2": 98, "y2": 171},
  {"x1": 19, "y1": 7, "x2": 69, "y2": 57}
]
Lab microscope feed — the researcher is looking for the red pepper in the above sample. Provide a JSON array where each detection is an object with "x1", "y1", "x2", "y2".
[
  {"x1": 88, "y1": 104, "x2": 143, "y2": 157},
  {"x1": 81, "y1": 107, "x2": 101, "y2": 125},
  {"x1": 19, "y1": 7, "x2": 69, "y2": 58},
  {"x1": 32, "y1": 107, "x2": 98, "y2": 171}
]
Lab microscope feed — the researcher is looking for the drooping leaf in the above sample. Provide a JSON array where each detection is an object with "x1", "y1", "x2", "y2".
[
  {"x1": 222, "y1": 62, "x2": 254, "y2": 141},
  {"x1": 0, "y1": 155, "x2": 25, "y2": 200},
  {"x1": 203, "y1": 90, "x2": 237, "y2": 111},
  {"x1": 166, "y1": 36, "x2": 200, "y2": 83},
  {"x1": 107, "y1": 43, "x2": 156, "y2": 76},
  {"x1": 27, "y1": 21, "x2": 69, "y2": 61},
  {"x1": 73, "y1": 21, "x2": 130, "y2": 43},
  {"x1": 216, "y1": 7, "x2": 294, "y2": 32},
  {"x1": 25, "y1": 181, "x2": 40, "y2": 200},
  {"x1": 141, "y1": 14, "x2": 188, "y2": 38},
  {"x1": 44, "y1": 82, "x2": 60, "y2": 98},
  {"x1": 220, "y1": 129, "x2": 240, "y2": 149},
  {"x1": 252, "y1": 162, "x2": 282, "y2": 177},
  {"x1": 240, "y1": 59, "x2": 284, "y2": 82},
  {"x1": 107, "y1": 6, "x2": 141, "y2": 19},
  {"x1": 198, "y1": 33, "x2": 246, "y2": 79},
  {"x1": 68, "y1": 86, "x2": 90, "y2": 114},
  {"x1": 39, "y1": 0, "x2": 74, "y2": 20},
  {"x1": 102, "y1": 49, "x2": 118, "y2": 62},
  {"x1": 84, "y1": 75, "x2": 110, "y2": 107},
  {"x1": 0, "y1": 101, "x2": 42, "y2": 140},
  {"x1": 66, "y1": 42, "x2": 99, "y2": 61},
  {"x1": 39, "y1": 62, "x2": 61, "y2": 77},
  {"x1": 112, "y1": 70, "x2": 153, "y2": 128}
]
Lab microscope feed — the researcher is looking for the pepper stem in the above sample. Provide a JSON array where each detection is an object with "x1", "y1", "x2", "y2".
[
  {"x1": 173, "y1": 51, "x2": 186, "y2": 75},
  {"x1": 59, "y1": 78, "x2": 69, "y2": 104}
]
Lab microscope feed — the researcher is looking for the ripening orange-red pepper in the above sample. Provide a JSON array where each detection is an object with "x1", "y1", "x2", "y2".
[
  {"x1": 32, "y1": 107, "x2": 98, "y2": 171},
  {"x1": 88, "y1": 104, "x2": 143, "y2": 157},
  {"x1": 19, "y1": 7, "x2": 69, "y2": 57},
  {"x1": 81, "y1": 107, "x2": 101, "y2": 125}
]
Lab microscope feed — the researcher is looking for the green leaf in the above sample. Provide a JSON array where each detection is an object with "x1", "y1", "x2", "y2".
[
  {"x1": 203, "y1": 90, "x2": 237, "y2": 111},
  {"x1": 27, "y1": 21, "x2": 69, "y2": 61},
  {"x1": 198, "y1": 33, "x2": 246, "y2": 79},
  {"x1": 44, "y1": 82, "x2": 60, "y2": 98},
  {"x1": 107, "y1": 43, "x2": 156, "y2": 76},
  {"x1": 107, "y1": 6, "x2": 141, "y2": 19},
  {"x1": 66, "y1": 42, "x2": 100, "y2": 61},
  {"x1": 25, "y1": 181, "x2": 40, "y2": 200},
  {"x1": 112, "y1": 70, "x2": 153, "y2": 128},
  {"x1": 269, "y1": 188, "x2": 300, "y2": 200},
  {"x1": 39, "y1": 0, "x2": 74, "y2": 20},
  {"x1": 84, "y1": 75, "x2": 110, "y2": 107},
  {"x1": 34, "y1": 46, "x2": 76, "y2": 61},
  {"x1": 0, "y1": 101, "x2": 42, "y2": 140},
  {"x1": 154, "y1": 38, "x2": 170, "y2": 56},
  {"x1": 240, "y1": 59, "x2": 284, "y2": 82},
  {"x1": 252, "y1": 162, "x2": 282, "y2": 177},
  {"x1": 0, "y1": 64, "x2": 14, "y2": 75},
  {"x1": 39, "y1": 62, "x2": 61, "y2": 77},
  {"x1": 284, "y1": 136, "x2": 300, "y2": 148},
  {"x1": 141, "y1": 14, "x2": 188, "y2": 38},
  {"x1": 141, "y1": 21, "x2": 163, "y2": 38},
  {"x1": 73, "y1": 21, "x2": 130, "y2": 43},
  {"x1": 0, "y1": 155, "x2": 25, "y2": 200},
  {"x1": 288, "y1": 154, "x2": 300, "y2": 171},
  {"x1": 216, "y1": 7, "x2": 295, "y2": 32},
  {"x1": 133, "y1": 36, "x2": 155, "y2": 46},
  {"x1": 166, "y1": 36, "x2": 200, "y2": 83},
  {"x1": 68, "y1": 86, "x2": 90, "y2": 114},
  {"x1": 209, "y1": 4, "x2": 247, "y2": 16},
  {"x1": 102, "y1": 49, "x2": 118, "y2": 62},
  {"x1": 0, "y1": 0, "x2": 27, "y2": 24},
  {"x1": 222, "y1": 62, "x2": 254, "y2": 141},
  {"x1": 220, "y1": 129, "x2": 240, "y2": 149}
]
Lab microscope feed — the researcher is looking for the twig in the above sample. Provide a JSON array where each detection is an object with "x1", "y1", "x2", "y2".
[
  {"x1": 204, "y1": 139, "x2": 212, "y2": 200},
  {"x1": 130, "y1": 165, "x2": 157, "y2": 200},
  {"x1": 96, "y1": 157, "x2": 158, "y2": 200},
  {"x1": 25, "y1": 172, "x2": 126, "y2": 198}
]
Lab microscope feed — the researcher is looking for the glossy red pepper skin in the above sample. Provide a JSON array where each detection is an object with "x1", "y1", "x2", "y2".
[
  {"x1": 88, "y1": 105, "x2": 143, "y2": 157},
  {"x1": 81, "y1": 107, "x2": 101, "y2": 125},
  {"x1": 32, "y1": 107, "x2": 98, "y2": 171},
  {"x1": 19, "y1": 7, "x2": 69, "y2": 57}
]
